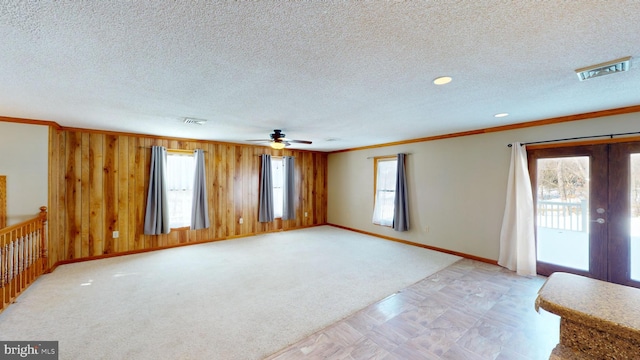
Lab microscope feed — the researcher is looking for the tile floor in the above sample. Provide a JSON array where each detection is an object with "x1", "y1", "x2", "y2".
[{"x1": 265, "y1": 259, "x2": 559, "y2": 360}]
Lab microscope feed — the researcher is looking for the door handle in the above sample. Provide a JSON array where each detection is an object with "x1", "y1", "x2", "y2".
[{"x1": 591, "y1": 218, "x2": 605, "y2": 224}]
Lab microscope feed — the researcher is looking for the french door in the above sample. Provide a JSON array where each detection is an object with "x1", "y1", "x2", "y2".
[{"x1": 528, "y1": 141, "x2": 640, "y2": 288}]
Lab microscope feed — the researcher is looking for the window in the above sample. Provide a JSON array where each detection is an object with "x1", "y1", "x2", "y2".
[
  {"x1": 166, "y1": 152, "x2": 195, "y2": 228},
  {"x1": 271, "y1": 157, "x2": 284, "y2": 218},
  {"x1": 372, "y1": 157, "x2": 397, "y2": 226}
]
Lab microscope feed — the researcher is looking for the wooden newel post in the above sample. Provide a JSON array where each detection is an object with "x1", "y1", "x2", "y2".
[{"x1": 39, "y1": 206, "x2": 48, "y2": 272}]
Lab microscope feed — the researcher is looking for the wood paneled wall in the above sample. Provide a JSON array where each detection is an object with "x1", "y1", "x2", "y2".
[{"x1": 47, "y1": 128, "x2": 327, "y2": 268}]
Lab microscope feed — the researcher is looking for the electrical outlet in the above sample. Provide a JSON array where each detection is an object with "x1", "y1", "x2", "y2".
[
  {"x1": 239, "y1": 217, "x2": 243, "y2": 224},
  {"x1": 304, "y1": 212, "x2": 308, "y2": 217},
  {"x1": 113, "y1": 231, "x2": 119, "y2": 238},
  {"x1": 424, "y1": 226, "x2": 429, "y2": 233}
]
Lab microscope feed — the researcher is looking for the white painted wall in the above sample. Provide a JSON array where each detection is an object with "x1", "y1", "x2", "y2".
[
  {"x1": 328, "y1": 112, "x2": 640, "y2": 261},
  {"x1": 0, "y1": 122, "x2": 48, "y2": 225}
]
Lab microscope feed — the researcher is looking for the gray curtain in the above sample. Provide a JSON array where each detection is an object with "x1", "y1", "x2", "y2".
[
  {"x1": 258, "y1": 154, "x2": 274, "y2": 222},
  {"x1": 144, "y1": 146, "x2": 170, "y2": 235},
  {"x1": 190, "y1": 149, "x2": 210, "y2": 230},
  {"x1": 282, "y1": 156, "x2": 295, "y2": 220},
  {"x1": 393, "y1": 153, "x2": 410, "y2": 231}
]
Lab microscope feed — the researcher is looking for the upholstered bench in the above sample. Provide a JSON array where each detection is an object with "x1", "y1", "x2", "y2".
[{"x1": 535, "y1": 272, "x2": 640, "y2": 359}]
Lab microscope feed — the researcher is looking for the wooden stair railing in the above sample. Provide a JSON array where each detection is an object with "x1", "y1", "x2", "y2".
[
  {"x1": 0, "y1": 206, "x2": 47, "y2": 313},
  {"x1": 0, "y1": 175, "x2": 6, "y2": 229}
]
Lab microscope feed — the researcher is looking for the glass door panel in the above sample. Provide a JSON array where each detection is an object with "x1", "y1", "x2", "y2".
[
  {"x1": 536, "y1": 157, "x2": 590, "y2": 271},
  {"x1": 529, "y1": 144, "x2": 608, "y2": 281}
]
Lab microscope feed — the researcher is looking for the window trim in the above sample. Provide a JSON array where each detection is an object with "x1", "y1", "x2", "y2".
[
  {"x1": 373, "y1": 155, "x2": 397, "y2": 227},
  {"x1": 166, "y1": 149, "x2": 196, "y2": 230},
  {"x1": 271, "y1": 156, "x2": 284, "y2": 219},
  {"x1": 167, "y1": 149, "x2": 195, "y2": 155}
]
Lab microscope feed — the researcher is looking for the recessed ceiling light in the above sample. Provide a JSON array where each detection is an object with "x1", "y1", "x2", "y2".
[
  {"x1": 494, "y1": 113, "x2": 509, "y2": 118},
  {"x1": 433, "y1": 76, "x2": 452, "y2": 85}
]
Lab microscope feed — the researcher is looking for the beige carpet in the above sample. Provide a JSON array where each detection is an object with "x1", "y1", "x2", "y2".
[{"x1": 0, "y1": 226, "x2": 460, "y2": 359}]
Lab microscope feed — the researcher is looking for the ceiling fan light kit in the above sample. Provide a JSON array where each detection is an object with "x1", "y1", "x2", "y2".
[
  {"x1": 270, "y1": 142, "x2": 286, "y2": 150},
  {"x1": 247, "y1": 129, "x2": 312, "y2": 149}
]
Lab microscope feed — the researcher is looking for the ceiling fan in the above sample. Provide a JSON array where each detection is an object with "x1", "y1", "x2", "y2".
[{"x1": 247, "y1": 129, "x2": 312, "y2": 149}]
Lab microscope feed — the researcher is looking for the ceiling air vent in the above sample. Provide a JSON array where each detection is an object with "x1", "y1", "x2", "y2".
[
  {"x1": 183, "y1": 117, "x2": 207, "y2": 125},
  {"x1": 575, "y1": 56, "x2": 632, "y2": 81}
]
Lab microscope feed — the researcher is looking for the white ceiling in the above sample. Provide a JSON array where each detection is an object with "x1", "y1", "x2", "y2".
[{"x1": 1, "y1": 1, "x2": 639, "y2": 152}]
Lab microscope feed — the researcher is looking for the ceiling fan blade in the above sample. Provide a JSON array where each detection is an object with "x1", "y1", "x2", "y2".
[{"x1": 250, "y1": 130, "x2": 311, "y2": 146}]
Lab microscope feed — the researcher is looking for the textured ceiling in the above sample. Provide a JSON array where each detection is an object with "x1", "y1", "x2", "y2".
[{"x1": 1, "y1": 1, "x2": 639, "y2": 151}]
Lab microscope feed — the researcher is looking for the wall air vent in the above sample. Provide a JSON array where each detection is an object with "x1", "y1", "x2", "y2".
[
  {"x1": 575, "y1": 56, "x2": 632, "y2": 81},
  {"x1": 183, "y1": 117, "x2": 207, "y2": 125}
]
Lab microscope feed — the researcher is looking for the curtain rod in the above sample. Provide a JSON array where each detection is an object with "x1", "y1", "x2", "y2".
[
  {"x1": 138, "y1": 146, "x2": 208, "y2": 154},
  {"x1": 366, "y1": 153, "x2": 411, "y2": 159},
  {"x1": 507, "y1": 131, "x2": 640, "y2": 147},
  {"x1": 255, "y1": 154, "x2": 295, "y2": 158},
  {"x1": 137, "y1": 147, "x2": 207, "y2": 153}
]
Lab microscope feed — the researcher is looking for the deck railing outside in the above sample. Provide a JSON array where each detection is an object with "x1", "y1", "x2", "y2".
[{"x1": 537, "y1": 200, "x2": 588, "y2": 232}]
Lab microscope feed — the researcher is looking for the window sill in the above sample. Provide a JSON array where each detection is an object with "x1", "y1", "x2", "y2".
[
  {"x1": 372, "y1": 223, "x2": 393, "y2": 228},
  {"x1": 170, "y1": 226, "x2": 190, "y2": 231}
]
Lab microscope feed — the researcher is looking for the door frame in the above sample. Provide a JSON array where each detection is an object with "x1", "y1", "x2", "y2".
[
  {"x1": 527, "y1": 144, "x2": 608, "y2": 281},
  {"x1": 528, "y1": 140, "x2": 640, "y2": 287},
  {"x1": 608, "y1": 142, "x2": 640, "y2": 287}
]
